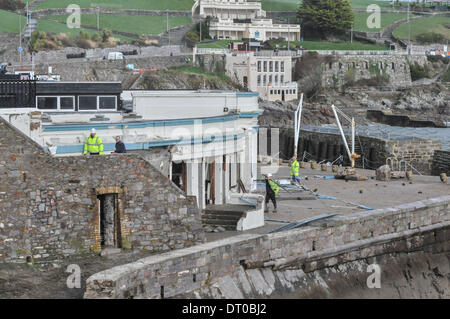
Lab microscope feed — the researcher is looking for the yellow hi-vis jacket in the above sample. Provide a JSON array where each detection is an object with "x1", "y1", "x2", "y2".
[
  {"x1": 290, "y1": 160, "x2": 300, "y2": 176},
  {"x1": 83, "y1": 135, "x2": 104, "y2": 155},
  {"x1": 268, "y1": 179, "x2": 279, "y2": 196}
]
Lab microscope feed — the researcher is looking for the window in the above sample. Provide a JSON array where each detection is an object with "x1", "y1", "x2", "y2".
[
  {"x1": 263, "y1": 75, "x2": 266, "y2": 85},
  {"x1": 257, "y1": 75, "x2": 261, "y2": 86},
  {"x1": 275, "y1": 61, "x2": 279, "y2": 72},
  {"x1": 257, "y1": 61, "x2": 261, "y2": 72},
  {"x1": 269, "y1": 75, "x2": 272, "y2": 85},
  {"x1": 78, "y1": 96, "x2": 117, "y2": 111},
  {"x1": 79, "y1": 96, "x2": 97, "y2": 110},
  {"x1": 280, "y1": 75, "x2": 284, "y2": 83},
  {"x1": 281, "y1": 61, "x2": 284, "y2": 72},
  {"x1": 36, "y1": 96, "x2": 75, "y2": 111},
  {"x1": 263, "y1": 61, "x2": 267, "y2": 72},
  {"x1": 274, "y1": 75, "x2": 278, "y2": 85},
  {"x1": 60, "y1": 97, "x2": 74, "y2": 110},
  {"x1": 270, "y1": 90, "x2": 273, "y2": 94},
  {"x1": 37, "y1": 97, "x2": 57, "y2": 110},
  {"x1": 269, "y1": 61, "x2": 273, "y2": 72},
  {"x1": 99, "y1": 96, "x2": 116, "y2": 110}
]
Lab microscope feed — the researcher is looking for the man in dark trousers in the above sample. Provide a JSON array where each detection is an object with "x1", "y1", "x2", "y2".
[
  {"x1": 114, "y1": 136, "x2": 127, "y2": 153},
  {"x1": 265, "y1": 173, "x2": 279, "y2": 213}
]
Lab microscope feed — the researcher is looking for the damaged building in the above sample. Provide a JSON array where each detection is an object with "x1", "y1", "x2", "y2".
[{"x1": 0, "y1": 117, "x2": 205, "y2": 263}]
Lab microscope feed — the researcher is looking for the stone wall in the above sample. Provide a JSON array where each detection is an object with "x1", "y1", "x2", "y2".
[
  {"x1": 195, "y1": 54, "x2": 226, "y2": 75},
  {"x1": 84, "y1": 195, "x2": 450, "y2": 299},
  {"x1": 388, "y1": 140, "x2": 443, "y2": 175},
  {"x1": 31, "y1": 55, "x2": 193, "y2": 81},
  {"x1": 432, "y1": 150, "x2": 450, "y2": 176},
  {"x1": 273, "y1": 128, "x2": 442, "y2": 174},
  {"x1": 277, "y1": 128, "x2": 389, "y2": 169},
  {"x1": 320, "y1": 55, "x2": 426, "y2": 88},
  {"x1": 0, "y1": 118, "x2": 205, "y2": 263}
]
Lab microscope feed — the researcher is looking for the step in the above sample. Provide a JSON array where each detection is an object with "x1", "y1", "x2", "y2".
[
  {"x1": 201, "y1": 219, "x2": 238, "y2": 226},
  {"x1": 203, "y1": 210, "x2": 245, "y2": 217},
  {"x1": 202, "y1": 214, "x2": 242, "y2": 221}
]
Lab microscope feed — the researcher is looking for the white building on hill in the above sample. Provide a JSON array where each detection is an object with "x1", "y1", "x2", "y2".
[{"x1": 192, "y1": 0, "x2": 301, "y2": 42}]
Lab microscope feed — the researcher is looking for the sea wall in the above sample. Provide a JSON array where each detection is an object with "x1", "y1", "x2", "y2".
[
  {"x1": 84, "y1": 196, "x2": 450, "y2": 299},
  {"x1": 432, "y1": 150, "x2": 450, "y2": 176}
]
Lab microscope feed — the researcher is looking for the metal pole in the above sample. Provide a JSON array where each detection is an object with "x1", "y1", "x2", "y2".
[
  {"x1": 294, "y1": 93, "x2": 304, "y2": 159},
  {"x1": 407, "y1": 3, "x2": 411, "y2": 54},
  {"x1": 331, "y1": 105, "x2": 352, "y2": 164},
  {"x1": 351, "y1": 117, "x2": 355, "y2": 159},
  {"x1": 19, "y1": 15, "x2": 22, "y2": 65},
  {"x1": 97, "y1": 7, "x2": 100, "y2": 31},
  {"x1": 287, "y1": 17, "x2": 290, "y2": 52},
  {"x1": 167, "y1": 11, "x2": 170, "y2": 46},
  {"x1": 351, "y1": 22, "x2": 353, "y2": 44}
]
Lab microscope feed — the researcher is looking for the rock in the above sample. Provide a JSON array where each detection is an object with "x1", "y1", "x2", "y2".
[
  {"x1": 391, "y1": 171, "x2": 406, "y2": 179},
  {"x1": 310, "y1": 161, "x2": 317, "y2": 169},
  {"x1": 321, "y1": 164, "x2": 327, "y2": 171},
  {"x1": 376, "y1": 165, "x2": 391, "y2": 181},
  {"x1": 215, "y1": 226, "x2": 226, "y2": 232},
  {"x1": 332, "y1": 165, "x2": 339, "y2": 173},
  {"x1": 440, "y1": 173, "x2": 448, "y2": 184},
  {"x1": 203, "y1": 225, "x2": 214, "y2": 233}
]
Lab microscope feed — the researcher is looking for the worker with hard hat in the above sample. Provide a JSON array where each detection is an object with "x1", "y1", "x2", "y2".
[
  {"x1": 83, "y1": 128, "x2": 104, "y2": 156},
  {"x1": 290, "y1": 156, "x2": 301, "y2": 184},
  {"x1": 265, "y1": 173, "x2": 279, "y2": 213}
]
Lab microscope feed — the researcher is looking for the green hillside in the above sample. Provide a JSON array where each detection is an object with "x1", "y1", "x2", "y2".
[
  {"x1": 0, "y1": 9, "x2": 26, "y2": 33},
  {"x1": 44, "y1": 14, "x2": 192, "y2": 35},
  {"x1": 36, "y1": 0, "x2": 196, "y2": 10},
  {"x1": 34, "y1": 0, "x2": 405, "y2": 11},
  {"x1": 35, "y1": 19, "x2": 136, "y2": 42},
  {"x1": 393, "y1": 16, "x2": 450, "y2": 41},
  {"x1": 354, "y1": 12, "x2": 414, "y2": 32}
]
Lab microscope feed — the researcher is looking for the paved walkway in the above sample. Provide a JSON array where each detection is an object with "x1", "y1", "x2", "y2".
[{"x1": 205, "y1": 164, "x2": 449, "y2": 242}]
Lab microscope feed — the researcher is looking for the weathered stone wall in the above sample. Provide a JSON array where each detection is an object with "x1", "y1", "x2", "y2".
[
  {"x1": 195, "y1": 54, "x2": 226, "y2": 75},
  {"x1": 31, "y1": 55, "x2": 193, "y2": 81},
  {"x1": 277, "y1": 128, "x2": 389, "y2": 169},
  {"x1": 84, "y1": 195, "x2": 450, "y2": 299},
  {"x1": 0, "y1": 118, "x2": 205, "y2": 263},
  {"x1": 321, "y1": 55, "x2": 414, "y2": 87},
  {"x1": 273, "y1": 128, "x2": 442, "y2": 174},
  {"x1": 432, "y1": 150, "x2": 450, "y2": 176},
  {"x1": 388, "y1": 140, "x2": 443, "y2": 175}
]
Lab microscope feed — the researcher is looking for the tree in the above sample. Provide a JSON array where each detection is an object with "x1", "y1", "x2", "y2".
[{"x1": 297, "y1": 0, "x2": 354, "y2": 38}]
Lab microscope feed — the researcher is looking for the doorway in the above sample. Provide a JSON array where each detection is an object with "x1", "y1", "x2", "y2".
[
  {"x1": 98, "y1": 194, "x2": 121, "y2": 248},
  {"x1": 171, "y1": 161, "x2": 186, "y2": 192}
]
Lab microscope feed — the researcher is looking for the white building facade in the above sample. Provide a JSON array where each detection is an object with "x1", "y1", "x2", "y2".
[
  {"x1": 0, "y1": 89, "x2": 262, "y2": 217},
  {"x1": 225, "y1": 51, "x2": 298, "y2": 102},
  {"x1": 192, "y1": 0, "x2": 301, "y2": 42}
]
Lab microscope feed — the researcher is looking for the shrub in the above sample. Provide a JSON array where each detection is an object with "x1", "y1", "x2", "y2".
[
  {"x1": 427, "y1": 55, "x2": 449, "y2": 65},
  {"x1": 91, "y1": 33, "x2": 101, "y2": 42},
  {"x1": 79, "y1": 30, "x2": 91, "y2": 40},
  {"x1": 75, "y1": 38, "x2": 94, "y2": 49},
  {"x1": 0, "y1": 0, "x2": 25, "y2": 11},
  {"x1": 101, "y1": 29, "x2": 112, "y2": 42},
  {"x1": 416, "y1": 32, "x2": 446, "y2": 44},
  {"x1": 409, "y1": 62, "x2": 430, "y2": 81}
]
